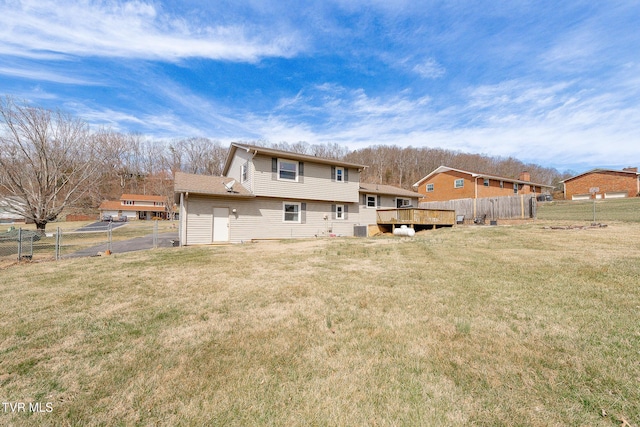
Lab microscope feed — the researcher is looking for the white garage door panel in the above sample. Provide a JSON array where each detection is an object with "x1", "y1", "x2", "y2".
[
  {"x1": 572, "y1": 194, "x2": 590, "y2": 201},
  {"x1": 187, "y1": 201, "x2": 213, "y2": 245},
  {"x1": 604, "y1": 192, "x2": 627, "y2": 199}
]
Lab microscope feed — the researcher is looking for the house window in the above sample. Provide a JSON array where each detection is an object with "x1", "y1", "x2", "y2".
[
  {"x1": 513, "y1": 183, "x2": 519, "y2": 194},
  {"x1": 283, "y1": 202, "x2": 300, "y2": 222},
  {"x1": 335, "y1": 204, "x2": 344, "y2": 220},
  {"x1": 426, "y1": 183, "x2": 434, "y2": 192},
  {"x1": 396, "y1": 198, "x2": 411, "y2": 208},
  {"x1": 366, "y1": 194, "x2": 377, "y2": 208},
  {"x1": 484, "y1": 179, "x2": 490, "y2": 187},
  {"x1": 278, "y1": 159, "x2": 298, "y2": 181},
  {"x1": 454, "y1": 179, "x2": 464, "y2": 188},
  {"x1": 241, "y1": 162, "x2": 248, "y2": 183},
  {"x1": 124, "y1": 200, "x2": 134, "y2": 206},
  {"x1": 500, "y1": 180, "x2": 504, "y2": 189},
  {"x1": 336, "y1": 167, "x2": 345, "y2": 182}
]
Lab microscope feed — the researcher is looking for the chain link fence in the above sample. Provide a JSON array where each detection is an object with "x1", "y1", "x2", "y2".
[{"x1": 0, "y1": 221, "x2": 178, "y2": 264}]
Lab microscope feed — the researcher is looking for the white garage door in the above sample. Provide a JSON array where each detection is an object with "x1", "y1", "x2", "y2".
[
  {"x1": 604, "y1": 192, "x2": 627, "y2": 199},
  {"x1": 571, "y1": 194, "x2": 590, "y2": 201}
]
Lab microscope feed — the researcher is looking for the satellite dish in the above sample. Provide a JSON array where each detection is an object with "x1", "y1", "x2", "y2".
[{"x1": 223, "y1": 179, "x2": 236, "y2": 192}]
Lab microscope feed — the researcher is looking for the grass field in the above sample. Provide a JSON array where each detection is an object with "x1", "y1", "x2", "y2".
[
  {"x1": 538, "y1": 197, "x2": 640, "y2": 223},
  {"x1": 1, "y1": 213, "x2": 639, "y2": 425}
]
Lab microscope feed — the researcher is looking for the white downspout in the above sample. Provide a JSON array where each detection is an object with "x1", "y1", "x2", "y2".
[{"x1": 180, "y1": 192, "x2": 185, "y2": 246}]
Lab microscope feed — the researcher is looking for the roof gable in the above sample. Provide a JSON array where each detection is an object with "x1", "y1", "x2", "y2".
[
  {"x1": 560, "y1": 168, "x2": 640, "y2": 183},
  {"x1": 413, "y1": 165, "x2": 554, "y2": 188},
  {"x1": 222, "y1": 143, "x2": 367, "y2": 176}
]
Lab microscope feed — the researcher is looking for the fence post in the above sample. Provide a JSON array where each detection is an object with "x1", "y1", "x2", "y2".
[
  {"x1": 17, "y1": 227, "x2": 22, "y2": 261},
  {"x1": 108, "y1": 222, "x2": 112, "y2": 253},
  {"x1": 55, "y1": 227, "x2": 61, "y2": 260},
  {"x1": 153, "y1": 221, "x2": 158, "y2": 249}
]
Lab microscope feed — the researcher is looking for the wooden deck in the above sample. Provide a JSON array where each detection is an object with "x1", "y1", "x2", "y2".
[{"x1": 376, "y1": 208, "x2": 456, "y2": 230}]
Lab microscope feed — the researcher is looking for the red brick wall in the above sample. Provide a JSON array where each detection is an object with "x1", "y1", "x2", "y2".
[
  {"x1": 564, "y1": 171, "x2": 639, "y2": 199},
  {"x1": 417, "y1": 170, "x2": 475, "y2": 202},
  {"x1": 418, "y1": 171, "x2": 541, "y2": 202}
]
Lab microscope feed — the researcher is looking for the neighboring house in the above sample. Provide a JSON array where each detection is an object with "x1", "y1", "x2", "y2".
[
  {"x1": 560, "y1": 167, "x2": 640, "y2": 200},
  {"x1": 175, "y1": 143, "x2": 421, "y2": 244},
  {"x1": 98, "y1": 194, "x2": 167, "y2": 220},
  {"x1": 0, "y1": 196, "x2": 27, "y2": 224},
  {"x1": 413, "y1": 166, "x2": 554, "y2": 202}
]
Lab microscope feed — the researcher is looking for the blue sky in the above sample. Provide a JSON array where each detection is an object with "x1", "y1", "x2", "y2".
[{"x1": 1, "y1": 0, "x2": 639, "y2": 172}]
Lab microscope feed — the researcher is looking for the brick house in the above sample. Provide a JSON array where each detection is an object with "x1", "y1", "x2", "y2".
[
  {"x1": 413, "y1": 166, "x2": 553, "y2": 202},
  {"x1": 560, "y1": 167, "x2": 640, "y2": 200},
  {"x1": 98, "y1": 194, "x2": 168, "y2": 220}
]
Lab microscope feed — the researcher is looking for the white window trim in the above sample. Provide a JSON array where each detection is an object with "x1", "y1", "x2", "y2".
[
  {"x1": 335, "y1": 204, "x2": 345, "y2": 220},
  {"x1": 426, "y1": 183, "x2": 434, "y2": 192},
  {"x1": 513, "y1": 183, "x2": 519, "y2": 194},
  {"x1": 283, "y1": 202, "x2": 301, "y2": 223},
  {"x1": 366, "y1": 194, "x2": 377, "y2": 208},
  {"x1": 241, "y1": 162, "x2": 248, "y2": 183},
  {"x1": 396, "y1": 198, "x2": 411, "y2": 207},
  {"x1": 483, "y1": 179, "x2": 490, "y2": 187},
  {"x1": 454, "y1": 179, "x2": 464, "y2": 188},
  {"x1": 336, "y1": 167, "x2": 345, "y2": 182},
  {"x1": 278, "y1": 159, "x2": 298, "y2": 182}
]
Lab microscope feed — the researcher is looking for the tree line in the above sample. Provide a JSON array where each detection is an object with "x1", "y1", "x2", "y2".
[{"x1": 1, "y1": 97, "x2": 568, "y2": 230}]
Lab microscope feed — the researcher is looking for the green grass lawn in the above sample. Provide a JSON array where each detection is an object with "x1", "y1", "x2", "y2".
[
  {"x1": 538, "y1": 197, "x2": 640, "y2": 223},
  {"x1": 1, "y1": 221, "x2": 639, "y2": 426}
]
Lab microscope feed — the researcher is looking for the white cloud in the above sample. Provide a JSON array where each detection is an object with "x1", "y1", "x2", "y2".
[
  {"x1": 234, "y1": 79, "x2": 640, "y2": 170},
  {"x1": 0, "y1": 66, "x2": 98, "y2": 85},
  {"x1": 0, "y1": 0, "x2": 302, "y2": 62},
  {"x1": 412, "y1": 58, "x2": 446, "y2": 79}
]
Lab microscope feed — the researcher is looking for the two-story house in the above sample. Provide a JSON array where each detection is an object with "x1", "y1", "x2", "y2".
[
  {"x1": 98, "y1": 194, "x2": 167, "y2": 221},
  {"x1": 413, "y1": 166, "x2": 554, "y2": 202},
  {"x1": 175, "y1": 143, "x2": 422, "y2": 244}
]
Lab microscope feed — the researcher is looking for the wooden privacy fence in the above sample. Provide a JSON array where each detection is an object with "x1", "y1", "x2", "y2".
[{"x1": 419, "y1": 194, "x2": 537, "y2": 221}]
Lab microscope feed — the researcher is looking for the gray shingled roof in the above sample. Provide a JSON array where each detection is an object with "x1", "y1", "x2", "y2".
[
  {"x1": 174, "y1": 172, "x2": 254, "y2": 197},
  {"x1": 223, "y1": 143, "x2": 367, "y2": 175},
  {"x1": 358, "y1": 183, "x2": 422, "y2": 198}
]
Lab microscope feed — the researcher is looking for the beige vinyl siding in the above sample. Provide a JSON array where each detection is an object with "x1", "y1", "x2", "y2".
[
  {"x1": 185, "y1": 199, "x2": 213, "y2": 245},
  {"x1": 252, "y1": 155, "x2": 360, "y2": 203},
  {"x1": 182, "y1": 196, "x2": 360, "y2": 243},
  {"x1": 226, "y1": 149, "x2": 254, "y2": 193}
]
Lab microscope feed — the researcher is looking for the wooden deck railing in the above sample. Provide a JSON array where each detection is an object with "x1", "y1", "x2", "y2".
[{"x1": 376, "y1": 208, "x2": 455, "y2": 225}]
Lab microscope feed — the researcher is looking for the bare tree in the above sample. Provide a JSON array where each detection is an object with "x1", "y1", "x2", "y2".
[
  {"x1": 0, "y1": 97, "x2": 101, "y2": 230},
  {"x1": 169, "y1": 137, "x2": 227, "y2": 176}
]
